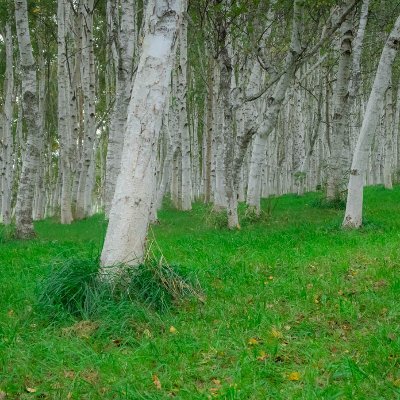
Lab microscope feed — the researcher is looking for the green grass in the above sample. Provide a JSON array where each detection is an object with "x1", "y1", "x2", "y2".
[{"x1": 1, "y1": 185, "x2": 400, "y2": 399}]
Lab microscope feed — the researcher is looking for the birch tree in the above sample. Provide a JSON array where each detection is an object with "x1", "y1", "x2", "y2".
[
  {"x1": 100, "y1": 0, "x2": 183, "y2": 276},
  {"x1": 14, "y1": 0, "x2": 42, "y2": 238},
  {"x1": 326, "y1": 10, "x2": 354, "y2": 201},
  {"x1": 1, "y1": 22, "x2": 14, "y2": 225},
  {"x1": 104, "y1": 0, "x2": 136, "y2": 216},
  {"x1": 343, "y1": 15, "x2": 400, "y2": 228}
]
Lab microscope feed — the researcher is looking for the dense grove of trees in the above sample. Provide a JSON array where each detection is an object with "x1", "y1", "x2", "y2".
[{"x1": 1, "y1": 0, "x2": 400, "y2": 277}]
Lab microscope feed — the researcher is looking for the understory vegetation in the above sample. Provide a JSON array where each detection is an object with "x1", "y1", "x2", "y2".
[{"x1": 0, "y1": 186, "x2": 399, "y2": 399}]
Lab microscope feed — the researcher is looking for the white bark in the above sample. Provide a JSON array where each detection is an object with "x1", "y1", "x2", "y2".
[
  {"x1": 75, "y1": 0, "x2": 96, "y2": 219},
  {"x1": 326, "y1": 12, "x2": 354, "y2": 200},
  {"x1": 58, "y1": 0, "x2": 74, "y2": 224},
  {"x1": 104, "y1": 0, "x2": 136, "y2": 215},
  {"x1": 14, "y1": 0, "x2": 42, "y2": 238},
  {"x1": 1, "y1": 23, "x2": 14, "y2": 225},
  {"x1": 33, "y1": 41, "x2": 46, "y2": 221},
  {"x1": 101, "y1": 0, "x2": 182, "y2": 272},
  {"x1": 177, "y1": 12, "x2": 192, "y2": 210},
  {"x1": 383, "y1": 83, "x2": 394, "y2": 189},
  {"x1": 343, "y1": 15, "x2": 400, "y2": 228}
]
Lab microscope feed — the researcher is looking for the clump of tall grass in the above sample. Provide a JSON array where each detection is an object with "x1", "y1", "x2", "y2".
[{"x1": 38, "y1": 252, "x2": 203, "y2": 319}]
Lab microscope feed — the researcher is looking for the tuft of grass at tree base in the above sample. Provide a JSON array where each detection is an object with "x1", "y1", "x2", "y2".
[{"x1": 0, "y1": 185, "x2": 399, "y2": 399}]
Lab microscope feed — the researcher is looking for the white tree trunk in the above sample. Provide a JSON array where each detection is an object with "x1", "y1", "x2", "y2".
[
  {"x1": 104, "y1": 0, "x2": 136, "y2": 216},
  {"x1": 75, "y1": 0, "x2": 96, "y2": 220},
  {"x1": 58, "y1": 0, "x2": 74, "y2": 224},
  {"x1": 343, "y1": 15, "x2": 400, "y2": 228},
  {"x1": 1, "y1": 23, "x2": 14, "y2": 225},
  {"x1": 383, "y1": 83, "x2": 394, "y2": 189},
  {"x1": 326, "y1": 12, "x2": 354, "y2": 200},
  {"x1": 101, "y1": 0, "x2": 182, "y2": 273},
  {"x1": 33, "y1": 41, "x2": 47, "y2": 221},
  {"x1": 14, "y1": 0, "x2": 42, "y2": 238},
  {"x1": 177, "y1": 12, "x2": 192, "y2": 210}
]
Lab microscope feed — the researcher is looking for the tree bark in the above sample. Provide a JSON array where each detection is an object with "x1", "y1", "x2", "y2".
[
  {"x1": 326, "y1": 12, "x2": 354, "y2": 200},
  {"x1": 343, "y1": 15, "x2": 400, "y2": 228},
  {"x1": 100, "y1": 0, "x2": 182, "y2": 275},
  {"x1": 104, "y1": 0, "x2": 136, "y2": 216},
  {"x1": 1, "y1": 23, "x2": 14, "y2": 225},
  {"x1": 14, "y1": 0, "x2": 42, "y2": 238}
]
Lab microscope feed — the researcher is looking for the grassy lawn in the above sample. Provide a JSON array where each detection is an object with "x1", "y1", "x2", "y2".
[{"x1": 0, "y1": 186, "x2": 399, "y2": 399}]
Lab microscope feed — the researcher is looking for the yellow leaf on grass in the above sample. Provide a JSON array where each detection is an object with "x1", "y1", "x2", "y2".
[
  {"x1": 393, "y1": 379, "x2": 400, "y2": 387},
  {"x1": 248, "y1": 338, "x2": 260, "y2": 345},
  {"x1": 169, "y1": 326, "x2": 177, "y2": 334},
  {"x1": 211, "y1": 379, "x2": 221, "y2": 385},
  {"x1": 152, "y1": 375, "x2": 162, "y2": 390},
  {"x1": 26, "y1": 387, "x2": 37, "y2": 393},
  {"x1": 257, "y1": 351, "x2": 269, "y2": 361},
  {"x1": 288, "y1": 372, "x2": 301, "y2": 381},
  {"x1": 271, "y1": 328, "x2": 283, "y2": 339}
]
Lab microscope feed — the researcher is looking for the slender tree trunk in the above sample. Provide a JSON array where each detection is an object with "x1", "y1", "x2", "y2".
[
  {"x1": 75, "y1": 0, "x2": 96, "y2": 220},
  {"x1": 14, "y1": 0, "x2": 42, "y2": 238},
  {"x1": 326, "y1": 12, "x2": 354, "y2": 201},
  {"x1": 383, "y1": 83, "x2": 394, "y2": 189},
  {"x1": 178, "y1": 13, "x2": 192, "y2": 211},
  {"x1": 100, "y1": 0, "x2": 182, "y2": 274},
  {"x1": 104, "y1": 0, "x2": 136, "y2": 216},
  {"x1": 1, "y1": 23, "x2": 14, "y2": 225},
  {"x1": 343, "y1": 15, "x2": 400, "y2": 228},
  {"x1": 58, "y1": 0, "x2": 74, "y2": 224}
]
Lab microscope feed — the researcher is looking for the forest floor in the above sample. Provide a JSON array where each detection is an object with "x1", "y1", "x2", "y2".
[{"x1": 0, "y1": 185, "x2": 399, "y2": 400}]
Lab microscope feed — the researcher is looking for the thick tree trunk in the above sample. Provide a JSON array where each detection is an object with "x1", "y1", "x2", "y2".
[
  {"x1": 100, "y1": 0, "x2": 182, "y2": 274},
  {"x1": 14, "y1": 0, "x2": 42, "y2": 238},
  {"x1": 343, "y1": 15, "x2": 400, "y2": 228}
]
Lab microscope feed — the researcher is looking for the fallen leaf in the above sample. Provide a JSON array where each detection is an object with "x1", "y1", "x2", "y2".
[
  {"x1": 152, "y1": 375, "x2": 162, "y2": 390},
  {"x1": 169, "y1": 326, "x2": 177, "y2": 334},
  {"x1": 7, "y1": 309, "x2": 14, "y2": 317},
  {"x1": 26, "y1": 387, "x2": 37, "y2": 393},
  {"x1": 248, "y1": 337, "x2": 260, "y2": 345},
  {"x1": 288, "y1": 372, "x2": 301, "y2": 381},
  {"x1": 0, "y1": 390, "x2": 6, "y2": 400},
  {"x1": 271, "y1": 327, "x2": 283, "y2": 339},
  {"x1": 257, "y1": 351, "x2": 269, "y2": 361},
  {"x1": 393, "y1": 379, "x2": 400, "y2": 387},
  {"x1": 211, "y1": 379, "x2": 221, "y2": 385}
]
